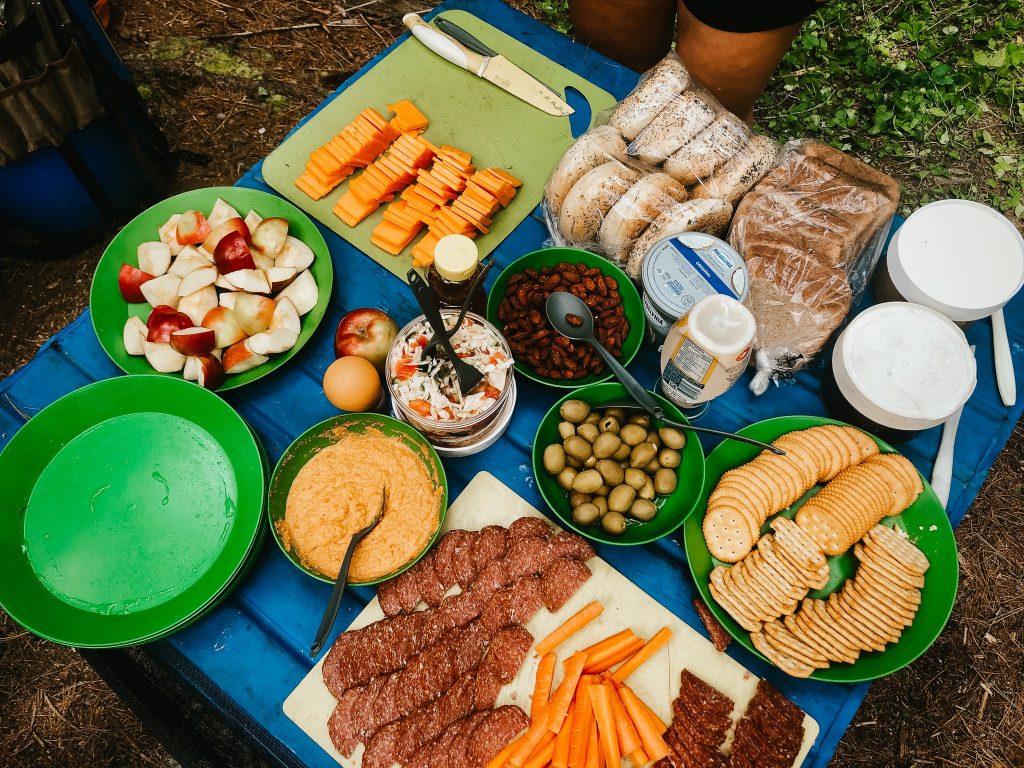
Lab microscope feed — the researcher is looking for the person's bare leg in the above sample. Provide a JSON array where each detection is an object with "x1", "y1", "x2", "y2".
[
  {"x1": 568, "y1": 0, "x2": 676, "y2": 73},
  {"x1": 675, "y1": 1, "x2": 802, "y2": 123}
]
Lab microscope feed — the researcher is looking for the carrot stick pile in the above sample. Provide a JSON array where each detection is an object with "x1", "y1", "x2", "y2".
[{"x1": 487, "y1": 602, "x2": 673, "y2": 768}]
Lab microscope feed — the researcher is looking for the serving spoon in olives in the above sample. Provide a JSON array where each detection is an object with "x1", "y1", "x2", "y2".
[{"x1": 545, "y1": 291, "x2": 783, "y2": 455}]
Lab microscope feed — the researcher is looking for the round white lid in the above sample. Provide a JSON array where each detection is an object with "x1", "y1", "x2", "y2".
[
  {"x1": 832, "y1": 302, "x2": 976, "y2": 430},
  {"x1": 434, "y1": 235, "x2": 479, "y2": 282},
  {"x1": 888, "y1": 199, "x2": 1024, "y2": 320},
  {"x1": 686, "y1": 294, "x2": 755, "y2": 357}
]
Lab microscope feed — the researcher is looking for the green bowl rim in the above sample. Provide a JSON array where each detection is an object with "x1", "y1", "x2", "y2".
[
  {"x1": 485, "y1": 247, "x2": 646, "y2": 389},
  {"x1": 88, "y1": 185, "x2": 334, "y2": 393},
  {"x1": 268, "y1": 412, "x2": 449, "y2": 585},
  {"x1": 532, "y1": 382, "x2": 706, "y2": 546},
  {"x1": 684, "y1": 413, "x2": 960, "y2": 682}
]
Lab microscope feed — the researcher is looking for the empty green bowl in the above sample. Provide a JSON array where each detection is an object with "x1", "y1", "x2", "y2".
[
  {"x1": 532, "y1": 383, "x2": 705, "y2": 545},
  {"x1": 268, "y1": 413, "x2": 448, "y2": 585},
  {"x1": 486, "y1": 248, "x2": 645, "y2": 388}
]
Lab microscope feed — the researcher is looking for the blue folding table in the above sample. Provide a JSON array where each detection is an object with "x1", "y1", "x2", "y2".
[{"x1": 2, "y1": 2, "x2": 1021, "y2": 766}]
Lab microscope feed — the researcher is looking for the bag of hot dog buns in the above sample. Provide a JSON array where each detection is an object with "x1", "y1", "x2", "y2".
[
  {"x1": 543, "y1": 53, "x2": 780, "y2": 280},
  {"x1": 729, "y1": 140, "x2": 900, "y2": 394}
]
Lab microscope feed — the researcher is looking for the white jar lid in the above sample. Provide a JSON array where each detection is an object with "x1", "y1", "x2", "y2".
[
  {"x1": 832, "y1": 302, "x2": 976, "y2": 431},
  {"x1": 887, "y1": 199, "x2": 1024, "y2": 321}
]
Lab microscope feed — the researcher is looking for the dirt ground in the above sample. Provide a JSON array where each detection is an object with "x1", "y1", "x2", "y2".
[{"x1": 1, "y1": 1, "x2": 1022, "y2": 766}]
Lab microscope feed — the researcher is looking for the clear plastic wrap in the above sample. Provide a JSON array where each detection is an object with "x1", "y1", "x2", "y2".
[
  {"x1": 729, "y1": 140, "x2": 901, "y2": 394},
  {"x1": 542, "y1": 53, "x2": 780, "y2": 280}
]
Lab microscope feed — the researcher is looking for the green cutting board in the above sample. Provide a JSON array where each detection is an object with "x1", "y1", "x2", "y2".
[{"x1": 261, "y1": 10, "x2": 615, "y2": 281}]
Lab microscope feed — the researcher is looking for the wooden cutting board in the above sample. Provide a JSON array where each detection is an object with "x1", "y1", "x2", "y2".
[
  {"x1": 261, "y1": 10, "x2": 616, "y2": 281},
  {"x1": 283, "y1": 471, "x2": 819, "y2": 767}
]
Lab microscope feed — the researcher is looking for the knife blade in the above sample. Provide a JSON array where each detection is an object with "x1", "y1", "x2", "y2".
[{"x1": 402, "y1": 13, "x2": 573, "y2": 117}]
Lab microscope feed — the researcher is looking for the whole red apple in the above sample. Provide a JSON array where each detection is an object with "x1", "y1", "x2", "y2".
[{"x1": 334, "y1": 308, "x2": 398, "y2": 374}]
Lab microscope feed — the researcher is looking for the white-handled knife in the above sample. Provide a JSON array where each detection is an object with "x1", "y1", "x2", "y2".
[
  {"x1": 402, "y1": 13, "x2": 574, "y2": 117},
  {"x1": 932, "y1": 344, "x2": 975, "y2": 508}
]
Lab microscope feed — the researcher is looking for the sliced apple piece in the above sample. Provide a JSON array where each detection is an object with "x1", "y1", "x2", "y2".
[
  {"x1": 178, "y1": 286, "x2": 218, "y2": 325},
  {"x1": 223, "y1": 340, "x2": 269, "y2": 374},
  {"x1": 169, "y1": 246, "x2": 209, "y2": 278},
  {"x1": 210, "y1": 348, "x2": 222, "y2": 361},
  {"x1": 225, "y1": 268, "x2": 270, "y2": 294},
  {"x1": 140, "y1": 273, "x2": 182, "y2": 309},
  {"x1": 118, "y1": 263, "x2": 155, "y2": 303},
  {"x1": 202, "y1": 306, "x2": 248, "y2": 348},
  {"x1": 215, "y1": 274, "x2": 237, "y2": 291},
  {"x1": 275, "y1": 236, "x2": 315, "y2": 271},
  {"x1": 143, "y1": 341, "x2": 186, "y2": 373},
  {"x1": 195, "y1": 353, "x2": 226, "y2": 389},
  {"x1": 243, "y1": 210, "x2": 263, "y2": 232},
  {"x1": 214, "y1": 232, "x2": 257, "y2": 274},
  {"x1": 177, "y1": 266, "x2": 217, "y2": 296},
  {"x1": 252, "y1": 250, "x2": 275, "y2": 271},
  {"x1": 208, "y1": 198, "x2": 241, "y2": 228},
  {"x1": 251, "y1": 217, "x2": 289, "y2": 259},
  {"x1": 270, "y1": 296, "x2": 301, "y2": 335},
  {"x1": 176, "y1": 210, "x2": 212, "y2": 245},
  {"x1": 123, "y1": 316, "x2": 148, "y2": 355},
  {"x1": 277, "y1": 269, "x2": 318, "y2": 315},
  {"x1": 233, "y1": 293, "x2": 276, "y2": 335},
  {"x1": 204, "y1": 217, "x2": 251, "y2": 253},
  {"x1": 196, "y1": 246, "x2": 215, "y2": 263},
  {"x1": 265, "y1": 266, "x2": 297, "y2": 293},
  {"x1": 146, "y1": 306, "x2": 193, "y2": 342},
  {"x1": 219, "y1": 292, "x2": 237, "y2": 310},
  {"x1": 138, "y1": 242, "x2": 172, "y2": 277},
  {"x1": 183, "y1": 355, "x2": 200, "y2": 381},
  {"x1": 158, "y1": 214, "x2": 184, "y2": 256},
  {"x1": 247, "y1": 327, "x2": 299, "y2": 355},
  {"x1": 170, "y1": 326, "x2": 216, "y2": 355}
]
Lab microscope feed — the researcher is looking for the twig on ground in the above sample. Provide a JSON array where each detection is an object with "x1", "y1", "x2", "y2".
[{"x1": 205, "y1": 19, "x2": 363, "y2": 41}]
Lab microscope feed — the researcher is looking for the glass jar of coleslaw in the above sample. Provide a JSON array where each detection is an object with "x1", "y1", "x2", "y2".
[{"x1": 385, "y1": 311, "x2": 515, "y2": 448}]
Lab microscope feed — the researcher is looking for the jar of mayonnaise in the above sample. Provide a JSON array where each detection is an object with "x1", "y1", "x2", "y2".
[{"x1": 660, "y1": 294, "x2": 755, "y2": 410}]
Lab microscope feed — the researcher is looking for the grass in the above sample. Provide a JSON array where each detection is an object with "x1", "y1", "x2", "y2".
[{"x1": 528, "y1": 0, "x2": 1023, "y2": 222}]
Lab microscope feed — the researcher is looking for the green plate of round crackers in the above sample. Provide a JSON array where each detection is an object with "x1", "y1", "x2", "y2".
[{"x1": 683, "y1": 415, "x2": 958, "y2": 683}]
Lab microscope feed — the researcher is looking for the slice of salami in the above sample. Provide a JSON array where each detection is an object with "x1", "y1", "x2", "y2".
[
  {"x1": 417, "y1": 552, "x2": 448, "y2": 607},
  {"x1": 472, "y1": 525, "x2": 510, "y2": 571},
  {"x1": 473, "y1": 666, "x2": 503, "y2": 710},
  {"x1": 451, "y1": 531, "x2": 480, "y2": 586},
  {"x1": 541, "y1": 557, "x2": 592, "y2": 612},
  {"x1": 432, "y1": 529, "x2": 475, "y2": 587},
  {"x1": 504, "y1": 535, "x2": 553, "y2": 580},
  {"x1": 508, "y1": 516, "x2": 553, "y2": 540},
  {"x1": 484, "y1": 626, "x2": 534, "y2": 684},
  {"x1": 548, "y1": 530, "x2": 596, "y2": 562},
  {"x1": 375, "y1": 578, "x2": 403, "y2": 617},
  {"x1": 466, "y1": 706, "x2": 530, "y2": 768},
  {"x1": 481, "y1": 577, "x2": 545, "y2": 634},
  {"x1": 447, "y1": 711, "x2": 490, "y2": 767}
]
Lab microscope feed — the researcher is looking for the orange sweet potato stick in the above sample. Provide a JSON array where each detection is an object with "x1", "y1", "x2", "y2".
[
  {"x1": 535, "y1": 602, "x2": 604, "y2": 656},
  {"x1": 611, "y1": 627, "x2": 673, "y2": 682}
]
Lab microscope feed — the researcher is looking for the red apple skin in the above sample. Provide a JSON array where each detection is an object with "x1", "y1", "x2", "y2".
[
  {"x1": 195, "y1": 353, "x2": 225, "y2": 390},
  {"x1": 204, "y1": 217, "x2": 252, "y2": 252},
  {"x1": 146, "y1": 307, "x2": 193, "y2": 342},
  {"x1": 118, "y1": 263, "x2": 155, "y2": 303},
  {"x1": 176, "y1": 210, "x2": 212, "y2": 246},
  {"x1": 333, "y1": 308, "x2": 399, "y2": 374},
  {"x1": 214, "y1": 232, "x2": 257, "y2": 274},
  {"x1": 170, "y1": 327, "x2": 216, "y2": 355}
]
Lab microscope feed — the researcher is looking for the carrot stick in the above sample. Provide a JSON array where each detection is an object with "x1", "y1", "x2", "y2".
[
  {"x1": 618, "y1": 686, "x2": 669, "y2": 761},
  {"x1": 584, "y1": 722, "x2": 600, "y2": 768},
  {"x1": 608, "y1": 683, "x2": 643, "y2": 756},
  {"x1": 636, "y1": 694, "x2": 668, "y2": 735},
  {"x1": 524, "y1": 735, "x2": 556, "y2": 768},
  {"x1": 611, "y1": 628, "x2": 673, "y2": 682},
  {"x1": 629, "y1": 747, "x2": 649, "y2": 766},
  {"x1": 568, "y1": 676, "x2": 595, "y2": 766},
  {"x1": 484, "y1": 737, "x2": 520, "y2": 768},
  {"x1": 580, "y1": 629, "x2": 637, "y2": 659},
  {"x1": 548, "y1": 652, "x2": 587, "y2": 734},
  {"x1": 583, "y1": 637, "x2": 644, "y2": 674},
  {"x1": 532, "y1": 652, "x2": 557, "y2": 720},
  {"x1": 508, "y1": 713, "x2": 553, "y2": 768},
  {"x1": 552, "y1": 700, "x2": 575, "y2": 768},
  {"x1": 536, "y1": 601, "x2": 604, "y2": 656},
  {"x1": 588, "y1": 684, "x2": 622, "y2": 768}
]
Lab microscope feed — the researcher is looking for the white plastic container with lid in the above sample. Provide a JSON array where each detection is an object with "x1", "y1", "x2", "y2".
[
  {"x1": 433, "y1": 234, "x2": 479, "y2": 282},
  {"x1": 882, "y1": 199, "x2": 1024, "y2": 322},
  {"x1": 659, "y1": 294, "x2": 756, "y2": 410},
  {"x1": 640, "y1": 232, "x2": 749, "y2": 340},
  {"x1": 823, "y1": 302, "x2": 976, "y2": 442}
]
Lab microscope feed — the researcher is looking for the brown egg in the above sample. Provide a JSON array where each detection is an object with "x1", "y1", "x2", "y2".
[{"x1": 323, "y1": 356, "x2": 381, "y2": 412}]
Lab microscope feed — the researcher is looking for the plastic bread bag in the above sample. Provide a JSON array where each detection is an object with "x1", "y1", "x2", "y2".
[
  {"x1": 729, "y1": 140, "x2": 901, "y2": 394},
  {"x1": 542, "y1": 53, "x2": 779, "y2": 278}
]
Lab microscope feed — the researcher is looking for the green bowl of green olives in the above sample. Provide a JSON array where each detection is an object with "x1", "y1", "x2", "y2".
[{"x1": 532, "y1": 383, "x2": 706, "y2": 546}]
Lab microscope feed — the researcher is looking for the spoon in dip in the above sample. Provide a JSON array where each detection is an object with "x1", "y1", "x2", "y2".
[
  {"x1": 310, "y1": 487, "x2": 387, "y2": 657},
  {"x1": 545, "y1": 291, "x2": 783, "y2": 455}
]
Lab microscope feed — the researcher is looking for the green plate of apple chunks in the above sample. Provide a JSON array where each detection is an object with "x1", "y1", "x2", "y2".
[{"x1": 90, "y1": 186, "x2": 334, "y2": 391}]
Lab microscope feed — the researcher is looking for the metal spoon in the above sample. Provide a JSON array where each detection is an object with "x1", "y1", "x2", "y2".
[
  {"x1": 544, "y1": 291, "x2": 784, "y2": 455},
  {"x1": 423, "y1": 255, "x2": 495, "y2": 355},
  {"x1": 309, "y1": 488, "x2": 387, "y2": 658}
]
